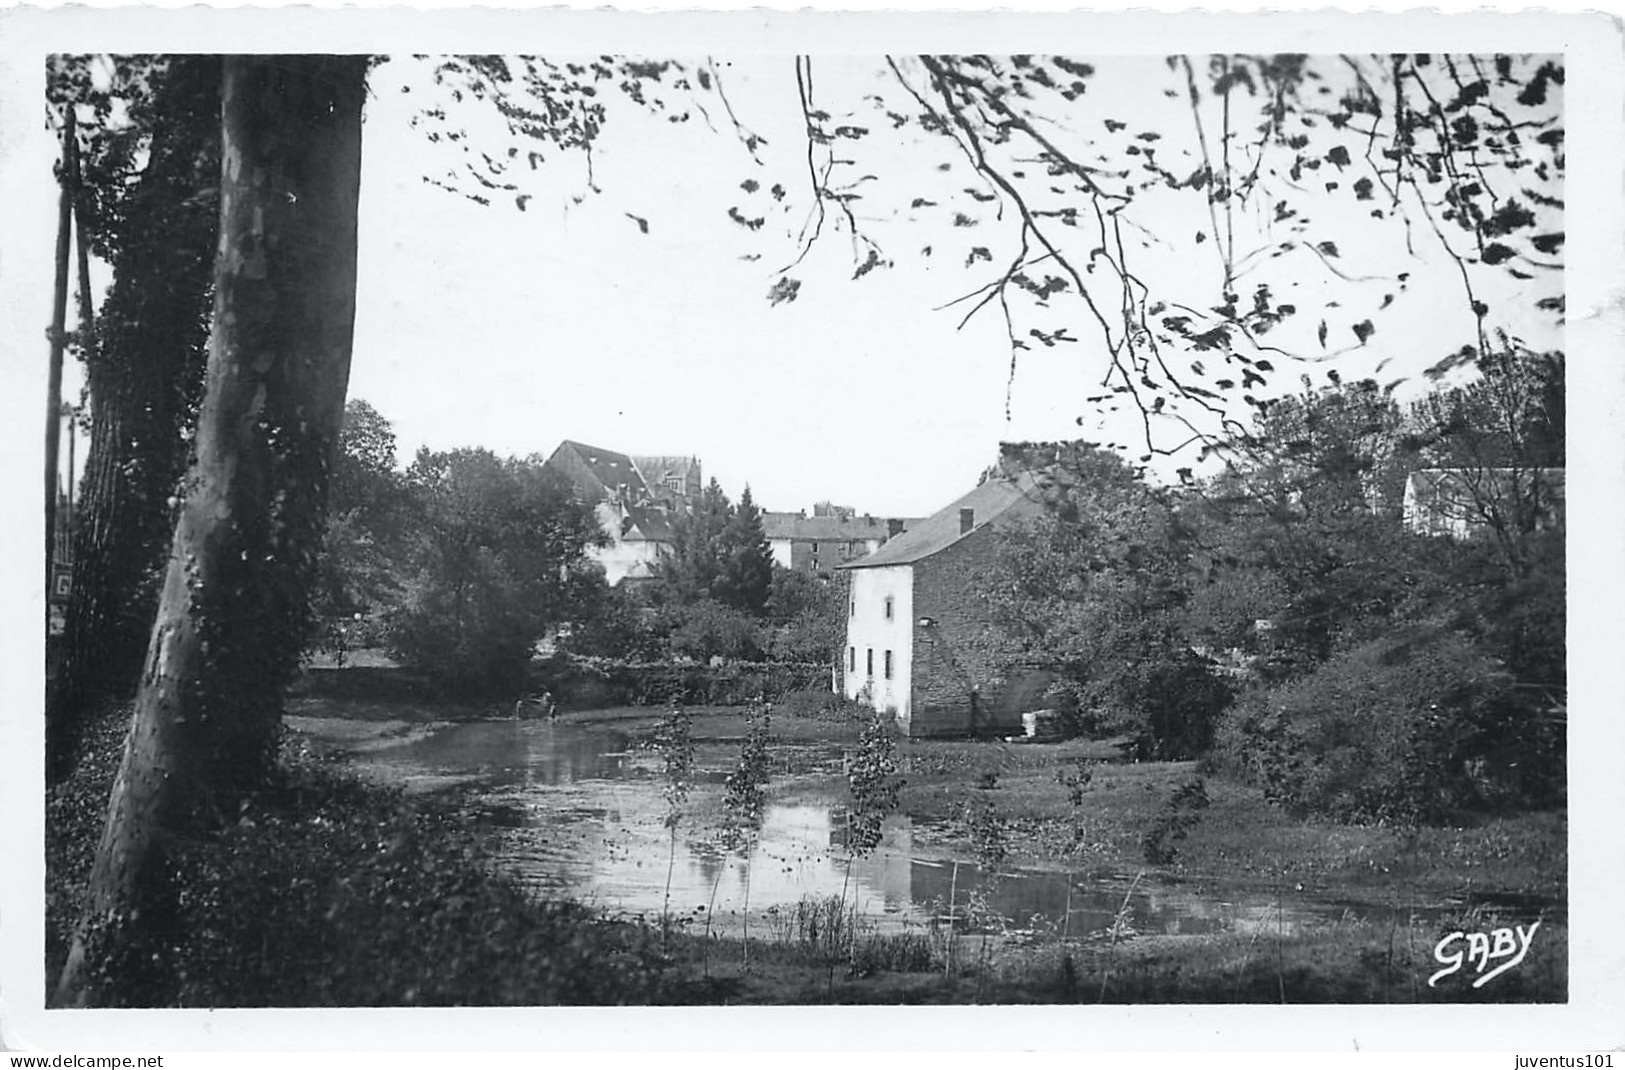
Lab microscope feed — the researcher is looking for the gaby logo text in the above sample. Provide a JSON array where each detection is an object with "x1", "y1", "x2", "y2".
[{"x1": 1429, "y1": 920, "x2": 1540, "y2": 989}]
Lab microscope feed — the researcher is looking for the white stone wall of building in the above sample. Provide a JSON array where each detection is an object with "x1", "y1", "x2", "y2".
[{"x1": 843, "y1": 564, "x2": 915, "y2": 730}]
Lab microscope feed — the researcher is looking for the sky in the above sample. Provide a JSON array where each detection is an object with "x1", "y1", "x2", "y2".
[
  {"x1": 347, "y1": 54, "x2": 1099, "y2": 517},
  {"x1": 341, "y1": 53, "x2": 1562, "y2": 518},
  {"x1": 23, "y1": 48, "x2": 1565, "y2": 522}
]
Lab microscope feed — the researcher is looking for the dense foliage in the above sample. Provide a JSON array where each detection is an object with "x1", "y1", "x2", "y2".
[
  {"x1": 1216, "y1": 627, "x2": 1560, "y2": 822},
  {"x1": 385, "y1": 447, "x2": 604, "y2": 696},
  {"x1": 994, "y1": 348, "x2": 1564, "y2": 819},
  {"x1": 994, "y1": 446, "x2": 1230, "y2": 760},
  {"x1": 46, "y1": 56, "x2": 221, "y2": 782},
  {"x1": 309, "y1": 400, "x2": 409, "y2": 659}
]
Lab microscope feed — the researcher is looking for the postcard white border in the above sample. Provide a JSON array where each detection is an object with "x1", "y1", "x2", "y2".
[{"x1": 1, "y1": 4, "x2": 1620, "y2": 1054}]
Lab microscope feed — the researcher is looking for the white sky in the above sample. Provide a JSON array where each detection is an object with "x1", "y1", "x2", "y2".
[
  {"x1": 350, "y1": 54, "x2": 1101, "y2": 517},
  {"x1": 24, "y1": 48, "x2": 1564, "y2": 520},
  {"x1": 343, "y1": 52, "x2": 1561, "y2": 516}
]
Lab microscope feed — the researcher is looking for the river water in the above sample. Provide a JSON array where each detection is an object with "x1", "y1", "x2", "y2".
[{"x1": 319, "y1": 717, "x2": 1475, "y2": 940}]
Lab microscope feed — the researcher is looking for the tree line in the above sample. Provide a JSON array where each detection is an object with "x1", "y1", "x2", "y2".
[
  {"x1": 994, "y1": 346, "x2": 1564, "y2": 822},
  {"x1": 310, "y1": 399, "x2": 845, "y2": 692}
]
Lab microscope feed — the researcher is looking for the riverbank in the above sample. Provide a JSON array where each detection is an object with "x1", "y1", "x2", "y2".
[
  {"x1": 48, "y1": 695, "x2": 1566, "y2": 1004},
  {"x1": 288, "y1": 694, "x2": 1566, "y2": 1002},
  {"x1": 297, "y1": 695, "x2": 1565, "y2": 910}
]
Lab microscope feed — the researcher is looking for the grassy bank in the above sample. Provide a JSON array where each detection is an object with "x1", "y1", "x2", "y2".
[
  {"x1": 660, "y1": 902, "x2": 1566, "y2": 1003},
  {"x1": 893, "y1": 735, "x2": 1567, "y2": 907},
  {"x1": 48, "y1": 695, "x2": 1566, "y2": 1005}
]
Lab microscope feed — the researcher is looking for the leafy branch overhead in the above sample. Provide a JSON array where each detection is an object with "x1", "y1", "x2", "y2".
[
  {"x1": 739, "y1": 53, "x2": 1563, "y2": 458},
  {"x1": 396, "y1": 52, "x2": 1562, "y2": 460}
]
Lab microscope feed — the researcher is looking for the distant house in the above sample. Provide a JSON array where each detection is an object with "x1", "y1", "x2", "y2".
[
  {"x1": 1402, "y1": 467, "x2": 1565, "y2": 539},
  {"x1": 837, "y1": 470, "x2": 1055, "y2": 738},
  {"x1": 632, "y1": 454, "x2": 702, "y2": 511},
  {"x1": 763, "y1": 501, "x2": 913, "y2": 577},
  {"x1": 543, "y1": 440, "x2": 699, "y2": 586}
]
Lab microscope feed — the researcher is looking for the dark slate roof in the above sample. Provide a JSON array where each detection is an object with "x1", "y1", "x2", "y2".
[
  {"x1": 838, "y1": 473, "x2": 1046, "y2": 569},
  {"x1": 761, "y1": 511, "x2": 914, "y2": 542},
  {"x1": 633, "y1": 455, "x2": 699, "y2": 483},
  {"x1": 622, "y1": 504, "x2": 675, "y2": 542},
  {"x1": 551, "y1": 440, "x2": 650, "y2": 500}
]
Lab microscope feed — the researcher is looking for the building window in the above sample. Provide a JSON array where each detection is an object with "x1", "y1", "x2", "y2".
[
  {"x1": 866, "y1": 648, "x2": 874, "y2": 677},
  {"x1": 883, "y1": 650, "x2": 893, "y2": 680},
  {"x1": 849, "y1": 646, "x2": 856, "y2": 672},
  {"x1": 884, "y1": 596, "x2": 894, "y2": 620},
  {"x1": 849, "y1": 596, "x2": 855, "y2": 617}
]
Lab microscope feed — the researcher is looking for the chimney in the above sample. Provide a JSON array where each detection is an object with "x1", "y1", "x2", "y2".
[
  {"x1": 959, "y1": 508, "x2": 975, "y2": 535},
  {"x1": 887, "y1": 518, "x2": 904, "y2": 538}
]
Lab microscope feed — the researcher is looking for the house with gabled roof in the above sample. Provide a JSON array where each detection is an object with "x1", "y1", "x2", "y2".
[
  {"x1": 836, "y1": 468, "x2": 1056, "y2": 738},
  {"x1": 543, "y1": 439, "x2": 699, "y2": 586},
  {"x1": 762, "y1": 502, "x2": 914, "y2": 577},
  {"x1": 1402, "y1": 466, "x2": 1565, "y2": 540},
  {"x1": 632, "y1": 454, "x2": 702, "y2": 510}
]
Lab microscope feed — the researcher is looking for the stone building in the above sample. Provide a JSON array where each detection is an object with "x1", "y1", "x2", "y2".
[
  {"x1": 836, "y1": 468, "x2": 1055, "y2": 738},
  {"x1": 543, "y1": 439, "x2": 698, "y2": 586},
  {"x1": 762, "y1": 502, "x2": 911, "y2": 577}
]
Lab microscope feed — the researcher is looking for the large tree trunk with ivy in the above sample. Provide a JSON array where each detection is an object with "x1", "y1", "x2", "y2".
[
  {"x1": 48, "y1": 57, "x2": 221, "y2": 785},
  {"x1": 56, "y1": 55, "x2": 367, "y2": 1006}
]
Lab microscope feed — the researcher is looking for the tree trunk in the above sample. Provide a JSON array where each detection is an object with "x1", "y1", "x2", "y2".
[
  {"x1": 48, "y1": 58, "x2": 221, "y2": 784},
  {"x1": 56, "y1": 54, "x2": 367, "y2": 1007}
]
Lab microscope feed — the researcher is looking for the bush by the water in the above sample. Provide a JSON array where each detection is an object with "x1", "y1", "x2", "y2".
[
  {"x1": 1039, "y1": 652, "x2": 1231, "y2": 759},
  {"x1": 771, "y1": 688, "x2": 875, "y2": 723},
  {"x1": 1216, "y1": 627, "x2": 1563, "y2": 823},
  {"x1": 532, "y1": 653, "x2": 829, "y2": 708},
  {"x1": 1119, "y1": 652, "x2": 1234, "y2": 761}
]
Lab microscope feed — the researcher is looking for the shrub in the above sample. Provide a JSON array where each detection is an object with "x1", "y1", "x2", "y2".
[
  {"x1": 1124, "y1": 653, "x2": 1234, "y2": 761},
  {"x1": 530, "y1": 654, "x2": 827, "y2": 708},
  {"x1": 384, "y1": 449, "x2": 604, "y2": 699},
  {"x1": 1216, "y1": 626, "x2": 1560, "y2": 823},
  {"x1": 666, "y1": 599, "x2": 768, "y2": 662},
  {"x1": 773, "y1": 688, "x2": 871, "y2": 722},
  {"x1": 561, "y1": 586, "x2": 669, "y2": 661},
  {"x1": 1141, "y1": 777, "x2": 1210, "y2": 865},
  {"x1": 386, "y1": 576, "x2": 537, "y2": 698},
  {"x1": 1049, "y1": 652, "x2": 1232, "y2": 757}
]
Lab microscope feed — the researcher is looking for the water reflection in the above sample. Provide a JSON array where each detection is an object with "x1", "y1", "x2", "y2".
[
  {"x1": 368, "y1": 718, "x2": 635, "y2": 787},
  {"x1": 342, "y1": 719, "x2": 1456, "y2": 939}
]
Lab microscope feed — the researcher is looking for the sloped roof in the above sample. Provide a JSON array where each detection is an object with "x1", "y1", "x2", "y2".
[
  {"x1": 621, "y1": 504, "x2": 675, "y2": 542},
  {"x1": 633, "y1": 455, "x2": 699, "y2": 483},
  {"x1": 839, "y1": 472, "x2": 1045, "y2": 569},
  {"x1": 761, "y1": 511, "x2": 913, "y2": 542},
  {"x1": 550, "y1": 440, "x2": 650, "y2": 500}
]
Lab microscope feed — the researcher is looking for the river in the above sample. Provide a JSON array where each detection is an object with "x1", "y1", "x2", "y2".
[{"x1": 295, "y1": 715, "x2": 1508, "y2": 941}]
